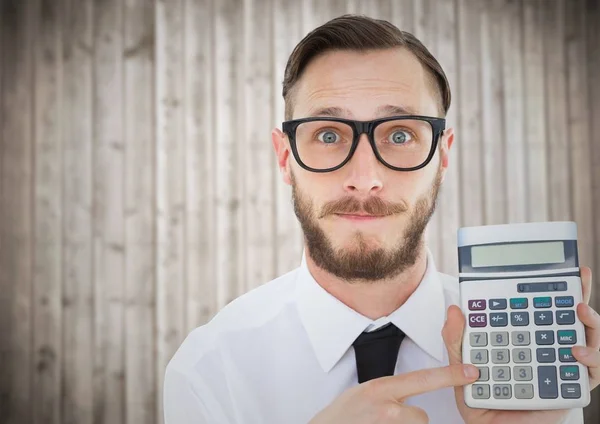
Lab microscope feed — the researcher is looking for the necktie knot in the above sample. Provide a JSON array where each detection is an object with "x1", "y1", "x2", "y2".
[{"x1": 352, "y1": 323, "x2": 405, "y2": 384}]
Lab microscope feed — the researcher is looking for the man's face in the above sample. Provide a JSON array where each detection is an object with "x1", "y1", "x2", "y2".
[{"x1": 272, "y1": 48, "x2": 454, "y2": 283}]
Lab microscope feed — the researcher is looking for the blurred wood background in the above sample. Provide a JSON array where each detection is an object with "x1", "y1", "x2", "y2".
[{"x1": 0, "y1": 0, "x2": 599, "y2": 423}]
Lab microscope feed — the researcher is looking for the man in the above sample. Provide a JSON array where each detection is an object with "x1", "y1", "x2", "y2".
[{"x1": 164, "y1": 15, "x2": 600, "y2": 423}]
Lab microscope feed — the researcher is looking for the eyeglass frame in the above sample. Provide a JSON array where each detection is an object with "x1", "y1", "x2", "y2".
[{"x1": 281, "y1": 115, "x2": 446, "y2": 173}]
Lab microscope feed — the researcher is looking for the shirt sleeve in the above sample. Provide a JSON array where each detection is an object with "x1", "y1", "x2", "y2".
[
  {"x1": 561, "y1": 408, "x2": 584, "y2": 424},
  {"x1": 163, "y1": 365, "x2": 211, "y2": 424}
]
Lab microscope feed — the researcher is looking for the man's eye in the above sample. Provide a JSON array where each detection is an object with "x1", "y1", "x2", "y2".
[
  {"x1": 387, "y1": 130, "x2": 412, "y2": 145},
  {"x1": 317, "y1": 131, "x2": 339, "y2": 144}
]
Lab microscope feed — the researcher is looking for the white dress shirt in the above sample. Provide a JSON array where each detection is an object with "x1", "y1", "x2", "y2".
[{"x1": 164, "y1": 249, "x2": 584, "y2": 423}]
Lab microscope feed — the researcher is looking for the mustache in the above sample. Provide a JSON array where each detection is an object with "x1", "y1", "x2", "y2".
[{"x1": 319, "y1": 196, "x2": 409, "y2": 218}]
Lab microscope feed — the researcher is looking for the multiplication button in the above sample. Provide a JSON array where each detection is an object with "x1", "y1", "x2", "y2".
[
  {"x1": 538, "y1": 366, "x2": 559, "y2": 399},
  {"x1": 535, "y1": 330, "x2": 554, "y2": 345}
]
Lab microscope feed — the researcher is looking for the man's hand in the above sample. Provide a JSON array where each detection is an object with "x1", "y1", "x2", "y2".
[
  {"x1": 309, "y1": 364, "x2": 479, "y2": 423},
  {"x1": 443, "y1": 266, "x2": 600, "y2": 424}
]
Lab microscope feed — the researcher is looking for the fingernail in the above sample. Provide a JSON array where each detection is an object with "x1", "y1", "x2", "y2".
[{"x1": 464, "y1": 365, "x2": 479, "y2": 378}]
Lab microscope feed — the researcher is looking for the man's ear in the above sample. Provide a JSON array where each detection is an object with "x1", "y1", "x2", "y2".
[
  {"x1": 439, "y1": 127, "x2": 454, "y2": 183},
  {"x1": 271, "y1": 128, "x2": 292, "y2": 186}
]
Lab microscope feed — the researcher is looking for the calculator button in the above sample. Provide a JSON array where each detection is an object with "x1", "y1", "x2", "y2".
[
  {"x1": 472, "y1": 384, "x2": 490, "y2": 399},
  {"x1": 492, "y1": 366, "x2": 510, "y2": 381},
  {"x1": 478, "y1": 366, "x2": 489, "y2": 381},
  {"x1": 514, "y1": 366, "x2": 533, "y2": 381},
  {"x1": 555, "y1": 296, "x2": 574, "y2": 308},
  {"x1": 511, "y1": 331, "x2": 531, "y2": 346},
  {"x1": 491, "y1": 349, "x2": 510, "y2": 364},
  {"x1": 469, "y1": 332, "x2": 488, "y2": 347},
  {"x1": 556, "y1": 310, "x2": 575, "y2": 325},
  {"x1": 490, "y1": 332, "x2": 509, "y2": 346},
  {"x1": 560, "y1": 365, "x2": 579, "y2": 380},
  {"x1": 468, "y1": 299, "x2": 486, "y2": 310},
  {"x1": 538, "y1": 366, "x2": 559, "y2": 399},
  {"x1": 492, "y1": 384, "x2": 512, "y2": 399},
  {"x1": 537, "y1": 348, "x2": 556, "y2": 363},
  {"x1": 489, "y1": 299, "x2": 507, "y2": 310},
  {"x1": 557, "y1": 330, "x2": 577, "y2": 345},
  {"x1": 561, "y1": 383, "x2": 581, "y2": 399},
  {"x1": 471, "y1": 349, "x2": 489, "y2": 364},
  {"x1": 535, "y1": 330, "x2": 555, "y2": 345},
  {"x1": 533, "y1": 296, "x2": 552, "y2": 308},
  {"x1": 510, "y1": 298, "x2": 528, "y2": 309},
  {"x1": 490, "y1": 313, "x2": 508, "y2": 327},
  {"x1": 513, "y1": 348, "x2": 532, "y2": 363},
  {"x1": 469, "y1": 313, "x2": 487, "y2": 328},
  {"x1": 534, "y1": 311, "x2": 553, "y2": 325},
  {"x1": 558, "y1": 348, "x2": 576, "y2": 362},
  {"x1": 515, "y1": 384, "x2": 534, "y2": 399},
  {"x1": 511, "y1": 312, "x2": 529, "y2": 326}
]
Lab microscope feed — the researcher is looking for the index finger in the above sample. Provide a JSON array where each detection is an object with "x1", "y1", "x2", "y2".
[
  {"x1": 581, "y1": 266, "x2": 592, "y2": 305},
  {"x1": 371, "y1": 364, "x2": 479, "y2": 401}
]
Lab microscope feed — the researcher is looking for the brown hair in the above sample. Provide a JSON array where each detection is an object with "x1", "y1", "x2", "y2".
[{"x1": 282, "y1": 14, "x2": 450, "y2": 120}]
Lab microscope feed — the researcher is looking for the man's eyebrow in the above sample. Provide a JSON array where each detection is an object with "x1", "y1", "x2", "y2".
[
  {"x1": 375, "y1": 104, "x2": 420, "y2": 116},
  {"x1": 307, "y1": 106, "x2": 350, "y2": 117},
  {"x1": 305, "y1": 104, "x2": 421, "y2": 119}
]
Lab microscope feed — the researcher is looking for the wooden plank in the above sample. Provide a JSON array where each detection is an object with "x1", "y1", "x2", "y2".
[
  {"x1": 123, "y1": 0, "x2": 157, "y2": 422},
  {"x1": 347, "y1": 0, "x2": 393, "y2": 19},
  {"x1": 156, "y1": 0, "x2": 186, "y2": 421},
  {"x1": 31, "y1": 0, "x2": 62, "y2": 423},
  {"x1": 544, "y1": 0, "x2": 571, "y2": 221},
  {"x1": 586, "y1": 0, "x2": 600, "y2": 419},
  {"x1": 435, "y1": 0, "x2": 460, "y2": 275},
  {"x1": 456, "y1": 0, "x2": 484, "y2": 227},
  {"x1": 566, "y1": 0, "x2": 594, "y2": 270},
  {"x1": 274, "y1": 0, "x2": 304, "y2": 275},
  {"x1": 61, "y1": 0, "x2": 94, "y2": 423},
  {"x1": 501, "y1": 0, "x2": 526, "y2": 223},
  {"x1": 92, "y1": 0, "x2": 125, "y2": 422},
  {"x1": 0, "y1": 1, "x2": 34, "y2": 423},
  {"x1": 523, "y1": 0, "x2": 549, "y2": 222},
  {"x1": 183, "y1": 0, "x2": 218, "y2": 331},
  {"x1": 312, "y1": 0, "x2": 346, "y2": 27},
  {"x1": 241, "y1": 0, "x2": 276, "y2": 290},
  {"x1": 480, "y1": 0, "x2": 506, "y2": 225},
  {"x1": 391, "y1": 0, "x2": 415, "y2": 34}
]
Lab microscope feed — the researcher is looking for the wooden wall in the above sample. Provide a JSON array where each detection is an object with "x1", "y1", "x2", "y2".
[{"x1": 0, "y1": 0, "x2": 599, "y2": 423}]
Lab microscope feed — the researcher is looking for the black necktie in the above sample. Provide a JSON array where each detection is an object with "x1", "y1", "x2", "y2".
[{"x1": 352, "y1": 323, "x2": 405, "y2": 384}]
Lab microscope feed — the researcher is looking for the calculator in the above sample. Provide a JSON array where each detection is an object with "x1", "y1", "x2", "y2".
[{"x1": 457, "y1": 221, "x2": 590, "y2": 410}]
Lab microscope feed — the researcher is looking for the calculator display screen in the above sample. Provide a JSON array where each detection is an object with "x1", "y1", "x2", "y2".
[{"x1": 471, "y1": 241, "x2": 565, "y2": 268}]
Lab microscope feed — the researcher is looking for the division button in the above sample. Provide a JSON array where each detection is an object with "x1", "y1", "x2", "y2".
[
  {"x1": 538, "y1": 366, "x2": 558, "y2": 399},
  {"x1": 534, "y1": 311, "x2": 554, "y2": 325}
]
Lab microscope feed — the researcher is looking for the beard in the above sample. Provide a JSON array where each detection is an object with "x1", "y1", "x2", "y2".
[{"x1": 291, "y1": 166, "x2": 442, "y2": 283}]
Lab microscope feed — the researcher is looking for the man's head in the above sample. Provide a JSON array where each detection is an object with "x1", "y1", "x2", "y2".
[{"x1": 272, "y1": 15, "x2": 455, "y2": 283}]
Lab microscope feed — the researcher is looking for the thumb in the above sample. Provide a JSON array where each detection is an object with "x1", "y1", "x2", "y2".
[{"x1": 442, "y1": 305, "x2": 466, "y2": 366}]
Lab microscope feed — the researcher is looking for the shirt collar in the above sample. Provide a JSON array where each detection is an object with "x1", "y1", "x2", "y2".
[{"x1": 295, "y1": 248, "x2": 447, "y2": 373}]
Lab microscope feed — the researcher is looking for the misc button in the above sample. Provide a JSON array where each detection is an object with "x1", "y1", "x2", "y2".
[
  {"x1": 515, "y1": 383, "x2": 534, "y2": 399},
  {"x1": 538, "y1": 365, "x2": 558, "y2": 399},
  {"x1": 491, "y1": 332, "x2": 509, "y2": 346},
  {"x1": 478, "y1": 366, "x2": 489, "y2": 381},
  {"x1": 555, "y1": 296, "x2": 574, "y2": 308},
  {"x1": 513, "y1": 348, "x2": 532, "y2": 363},
  {"x1": 511, "y1": 312, "x2": 529, "y2": 326},
  {"x1": 556, "y1": 310, "x2": 576, "y2": 325},
  {"x1": 535, "y1": 330, "x2": 555, "y2": 345},
  {"x1": 560, "y1": 365, "x2": 579, "y2": 380},
  {"x1": 561, "y1": 383, "x2": 581, "y2": 399},
  {"x1": 471, "y1": 349, "x2": 489, "y2": 364},
  {"x1": 559, "y1": 347, "x2": 576, "y2": 362},
  {"x1": 514, "y1": 366, "x2": 533, "y2": 381},
  {"x1": 470, "y1": 332, "x2": 488, "y2": 347},
  {"x1": 469, "y1": 313, "x2": 487, "y2": 328},
  {"x1": 492, "y1": 384, "x2": 512, "y2": 399},
  {"x1": 490, "y1": 313, "x2": 508, "y2": 327},
  {"x1": 534, "y1": 311, "x2": 553, "y2": 325},
  {"x1": 489, "y1": 299, "x2": 507, "y2": 310},
  {"x1": 472, "y1": 384, "x2": 490, "y2": 399},
  {"x1": 492, "y1": 366, "x2": 510, "y2": 381},
  {"x1": 491, "y1": 349, "x2": 510, "y2": 364},
  {"x1": 511, "y1": 331, "x2": 531, "y2": 346},
  {"x1": 533, "y1": 296, "x2": 552, "y2": 308},
  {"x1": 468, "y1": 299, "x2": 486, "y2": 310},
  {"x1": 537, "y1": 348, "x2": 556, "y2": 363},
  {"x1": 510, "y1": 298, "x2": 528, "y2": 309},
  {"x1": 557, "y1": 330, "x2": 577, "y2": 345}
]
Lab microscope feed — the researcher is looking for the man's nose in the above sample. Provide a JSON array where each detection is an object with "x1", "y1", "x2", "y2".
[{"x1": 342, "y1": 134, "x2": 384, "y2": 195}]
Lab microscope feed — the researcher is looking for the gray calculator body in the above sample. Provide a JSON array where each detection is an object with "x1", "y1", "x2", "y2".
[{"x1": 458, "y1": 221, "x2": 590, "y2": 410}]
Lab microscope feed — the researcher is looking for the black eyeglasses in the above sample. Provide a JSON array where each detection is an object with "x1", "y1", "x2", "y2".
[{"x1": 281, "y1": 115, "x2": 445, "y2": 173}]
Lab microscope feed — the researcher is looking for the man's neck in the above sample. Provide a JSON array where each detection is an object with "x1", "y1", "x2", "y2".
[{"x1": 304, "y1": 247, "x2": 428, "y2": 320}]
